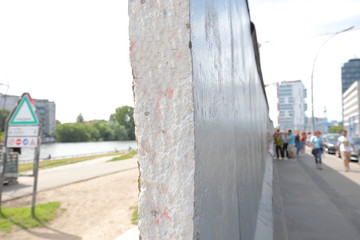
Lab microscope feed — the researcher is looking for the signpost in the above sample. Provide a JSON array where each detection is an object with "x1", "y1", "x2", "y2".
[{"x1": 0, "y1": 93, "x2": 41, "y2": 217}]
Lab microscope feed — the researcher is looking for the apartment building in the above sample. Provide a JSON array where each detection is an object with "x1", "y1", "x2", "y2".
[{"x1": 278, "y1": 80, "x2": 307, "y2": 131}]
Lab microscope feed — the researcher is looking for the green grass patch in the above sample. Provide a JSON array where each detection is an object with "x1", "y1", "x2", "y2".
[
  {"x1": 108, "y1": 150, "x2": 137, "y2": 162},
  {"x1": 0, "y1": 202, "x2": 62, "y2": 232},
  {"x1": 19, "y1": 152, "x2": 125, "y2": 173},
  {"x1": 130, "y1": 206, "x2": 138, "y2": 225}
]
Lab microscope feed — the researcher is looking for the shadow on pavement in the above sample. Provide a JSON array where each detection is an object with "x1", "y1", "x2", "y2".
[
  {"x1": 23, "y1": 226, "x2": 81, "y2": 240},
  {"x1": 3, "y1": 183, "x2": 31, "y2": 193},
  {"x1": 273, "y1": 152, "x2": 360, "y2": 240}
]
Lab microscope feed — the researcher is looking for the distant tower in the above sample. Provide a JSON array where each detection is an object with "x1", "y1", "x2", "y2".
[
  {"x1": 278, "y1": 80, "x2": 307, "y2": 131},
  {"x1": 341, "y1": 58, "x2": 360, "y2": 93}
]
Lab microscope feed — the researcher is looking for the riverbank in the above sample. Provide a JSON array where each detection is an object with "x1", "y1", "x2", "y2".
[
  {"x1": 19, "y1": 141, "x2": 137, "y2": 163},
  {"x1": 19, "y1": 151, "x2": 135, "y2": 172}
]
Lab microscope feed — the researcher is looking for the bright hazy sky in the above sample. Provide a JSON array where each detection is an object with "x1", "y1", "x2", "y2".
[
  {"x1": 0, "y1": 1, "x2": 132, "y2": 123},
  {"x1": 249, "y1": 0, "x2": 360, "y2": 126},
  {"x1": 0, "y1": 1, "x2": 360, "y2": 125}
]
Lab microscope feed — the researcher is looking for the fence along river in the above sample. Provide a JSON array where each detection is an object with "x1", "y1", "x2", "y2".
[{"x1": 18, "y1": 141, "x2": 137, "y2": 163}]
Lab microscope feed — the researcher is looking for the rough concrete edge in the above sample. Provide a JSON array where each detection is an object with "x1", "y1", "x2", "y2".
[
  {"x1": 272, "y1": 158, "x2": 289, "y2": 240},
  {"x1": 254, "y1": 151, "x2": 273, "y2": 240},
  {"x1": 129, "y1": 0, "x2": 194, "y2": 238}
]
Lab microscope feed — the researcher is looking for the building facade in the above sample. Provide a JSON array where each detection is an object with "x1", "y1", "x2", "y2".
[
  {"x1": 342, "y1": 58, "x2": 360, "y2": 93},
  {"x1": 0, "y1": 93, "x2": 56, "y2": 142},
  {"x1": 278, "y1": 80, "x2": 307, "y2": 131},
  {"x1": 343, "y1": 81, "x2": 360, "y2": 136}
]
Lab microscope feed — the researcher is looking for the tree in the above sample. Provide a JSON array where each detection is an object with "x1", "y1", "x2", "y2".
[
  {"x1": 110, "y1": 106, "x2": 135, "y2": 140},
  {"x1": 56, "y1": 123, "x2": 90, "y2": 142},
  {"x1": 110, "y1": 122, "x2": 128, "y2": 140},
  {"x1": 92, "y1": 120, "x2": 115, "y2": 141},
  {"x1": 0, "y1": 109, "x2": 9, "y2": 132},
  {"x1": 87, "y1": 124, "x2": 100, "y2": 141},
  {"x1": 329, "y1": 123, "x2": 343, "y2": 134},
  {"x1": 77, "y1": 113, "x2": 84, "y2": 123}
]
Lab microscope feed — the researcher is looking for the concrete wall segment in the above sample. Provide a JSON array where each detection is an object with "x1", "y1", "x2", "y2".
[
  {"x1": 129, "y1": 0, "x2": 273, "y2": 239},
  {"x1": 190, "y1": 0, "x2": 270, "y2": 239},
  {"x1": 129, "y1": 0, "x2": 195, "y2": 239}
]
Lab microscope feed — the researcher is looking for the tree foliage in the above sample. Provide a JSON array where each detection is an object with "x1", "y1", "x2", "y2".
[
  {"x1": 76, "y1": 113, "x2": 84, "y2": 123},
  {"x1": 110, "y1": 106, "x2": 135, "y2": 140},
  {"x1": 56, "y1": 123, "x2": 90, "y2": 142},
  {"x1": 329, "y1": 122, "x2": 343, "y2": 134},
  {"x1": 55, "y1": 106, "x2": 135, "y2": 142},
  {"x1": 0, "y1": 109, "x2": 9, "y2": 132}
]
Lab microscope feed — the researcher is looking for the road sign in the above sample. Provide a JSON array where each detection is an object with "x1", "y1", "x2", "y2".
[
  {"x1": 1, "y1": 93, "x2": 42, "y2": 216},
  {"x1": 8, "y1": 126, "x2": 39, "y2": 137},
  {"x1": 7, "y1": 137, "x2": 38, "y2": 148},
  {"x1": 9, "y1": 93, "x2": 39, "y2": 125}
]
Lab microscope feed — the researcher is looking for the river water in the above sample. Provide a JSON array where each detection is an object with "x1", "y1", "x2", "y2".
[{"x1": 18, "y1": 141, "x2": 137, "y2": 162}]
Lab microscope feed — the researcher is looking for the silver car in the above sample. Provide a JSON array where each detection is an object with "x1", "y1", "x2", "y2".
[
  {"x1": 350, "y1": 137, "x2": 360, "y2": 162},
  {"x1": 322, "y1": 134, "x2": 340, "y2": 154}
]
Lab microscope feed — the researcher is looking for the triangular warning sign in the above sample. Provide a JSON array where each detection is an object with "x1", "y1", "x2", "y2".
[{"x1": 9, "y1": 93, "x2": 39, "y2": 125}]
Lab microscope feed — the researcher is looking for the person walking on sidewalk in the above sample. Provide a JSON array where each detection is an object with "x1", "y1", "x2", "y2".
[
  {"x1": 310, "y1": 130, "x2": 324, "y2": 169},
  {"x1": 295, "y1": 131, "x2": 300, "y2": 154},
  {"x1": 300, "y1": 132, "x2": 307, "y2": 153},
  {"x1": 274, "y1": 132, "x2": 284, "y2": 159},
  {"x1": 287, "y1": 130, "x2": 296, "y2": 158},
  {"x1": 336, "y1": 130, "x2": 354, "y2": 172},
  {"x1": 282, "y1": 132, "x2": 289, "y2": 158}
]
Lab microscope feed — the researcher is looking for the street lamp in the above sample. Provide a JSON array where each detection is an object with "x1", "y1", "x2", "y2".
[{"x1": 310, "y1": 26, "x2": 355, "y2": 133}]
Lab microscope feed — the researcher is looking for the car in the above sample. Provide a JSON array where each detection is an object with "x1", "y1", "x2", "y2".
[
  {"x1": 322, "y1": 134, "x2": 340, "y2": 154},
  {"x1": 350, "y1": 137, "x2": 360, "y2": 162}
]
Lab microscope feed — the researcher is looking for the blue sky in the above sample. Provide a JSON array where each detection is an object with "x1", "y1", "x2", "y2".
[
  {"x1": 0, "y1": 0, "x2": 359, "y2": 124},
  {"x1": 248, "y1": 0, "x2": 360, "y2": 126}
]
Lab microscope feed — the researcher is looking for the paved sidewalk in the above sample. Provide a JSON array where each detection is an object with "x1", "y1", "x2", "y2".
[
  {"x1": 2, "y1": 156, "x2": 138, "y2": 201},
  {"x1": 273, "y1": 150, "x2": 360, "y2": 240}
]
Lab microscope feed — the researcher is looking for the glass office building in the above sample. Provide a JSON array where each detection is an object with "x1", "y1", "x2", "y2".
[
  {"x1": 342, "y1": 58, "x2": 360, "y2": 93},
  {"x1": 278, "y1": 80, "x2": 307, "y2": 131}
]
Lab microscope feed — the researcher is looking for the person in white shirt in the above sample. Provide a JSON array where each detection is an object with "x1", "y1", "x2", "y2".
[{"x1": 337, "y1": 130, "x2": 355, "y2": 172}]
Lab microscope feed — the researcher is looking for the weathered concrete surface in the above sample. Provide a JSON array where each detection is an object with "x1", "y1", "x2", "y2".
[
  {"x1": 129, "y1": 0, "x2": 272, "y2": 239},
  {"x1": 129, "y1": 1, "x2": 195, "y2": 239}
]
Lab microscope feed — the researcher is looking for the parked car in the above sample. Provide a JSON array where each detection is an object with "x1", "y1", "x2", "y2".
[
  {"x1": 337, "y1": 136, "x2": 360, "y2": 162},
  {"x1": 322, "y1": 134, "x2": 340, "y2": 154},
  {"x1": 350, "y1": 137, "x2": 360, "y2": 162}
]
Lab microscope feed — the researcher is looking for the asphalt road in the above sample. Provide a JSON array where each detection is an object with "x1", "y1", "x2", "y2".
[
  {"x1": 1, "y1": 156, "x2": 138, "y2": 201},
  {"x1": 274, "y1": 149, "x2": 360, "y2": 240}
]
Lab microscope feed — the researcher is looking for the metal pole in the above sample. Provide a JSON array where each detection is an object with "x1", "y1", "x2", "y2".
[
  {"x1": 310, "y1": 26, "x2": 354, "y2": 133},
  {"x1": 0, "y1": 117, "x2": 10, "y2": 212},
  {"x1": 31, "y1": 127, "x2": 41, "y2": 218},
  {"x1": 0, "y1": 146, "x2": 7, "y2": 212}
]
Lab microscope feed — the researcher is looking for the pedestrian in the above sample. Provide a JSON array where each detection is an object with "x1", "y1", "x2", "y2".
[
  {"x1": 295, "y1": 131, "x2": 301, "y2": 155},
  {"x1": 310, "y1": 130, "x2": 324, "y2": 169},
  {"x1": 287, "y1": 130, "x2": 296, "y2": 158},
  {"x1": 300, "y1": 132, "x2": 307, "y2": 153},
  {"x1": 274, "y1": 132, "x2": 284, "y2": 159},
  {"x1": 336, "y1": 130, "x2": 354, "y2": 172},
  {"x1": 282, "y1": 132, "x2": 289, "y2": 158}
]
